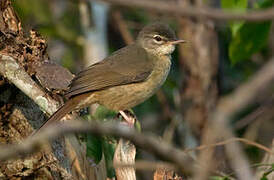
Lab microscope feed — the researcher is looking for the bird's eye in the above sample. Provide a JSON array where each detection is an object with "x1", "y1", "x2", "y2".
[{"x1": 154, "y1": 35, "x2": 162, "y2": 42}]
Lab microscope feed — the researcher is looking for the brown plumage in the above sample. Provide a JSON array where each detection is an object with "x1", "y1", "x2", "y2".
[
  {"x1": 65, "y1": 45, "x2": 153, "y2": 98},
  {"x1": 34, "y1": 23, "x2": 185, "y2": 134}
]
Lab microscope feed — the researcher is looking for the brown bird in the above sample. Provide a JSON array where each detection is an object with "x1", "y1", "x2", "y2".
[{"x1": 35, "y1": 22, "x2": 186, "y2": 133}]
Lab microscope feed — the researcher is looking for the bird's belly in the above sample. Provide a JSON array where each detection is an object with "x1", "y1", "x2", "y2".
[
  {"x1": 95, "y1": 59, "x2": 171, "y2": 110},
  {"x1": 95, "y1": 81, "x2": 157, "y2": 110}
]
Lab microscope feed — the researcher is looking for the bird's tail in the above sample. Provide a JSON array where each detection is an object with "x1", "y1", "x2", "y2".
[{"x1": 32, "y1": 93, "x2": 93, "y2": 136}]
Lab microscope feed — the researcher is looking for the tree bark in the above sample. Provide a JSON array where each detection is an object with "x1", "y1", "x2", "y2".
[{"x1": 0, "y1": 1, "x2": 90, "y2": 179}]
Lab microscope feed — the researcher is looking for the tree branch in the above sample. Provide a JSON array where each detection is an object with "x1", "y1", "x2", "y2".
[
  {"x1": 99, "y1": 0, "x2": 274, "y2": 21},
  {"x1": 0, "y1": 54, "x2": 59, "y2": 115},
  {"x1": 214, "y1": 58, "x2": 274, "y2": 124},
  {"x1": 0, "y1": 120, "x2": 195, "y2": 176}
]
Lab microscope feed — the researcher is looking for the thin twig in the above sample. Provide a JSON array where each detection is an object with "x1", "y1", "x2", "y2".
[
  {"x1": 185, "y1": 137, "x2": 273, "y2": 154},
  {"x1": 234, "y1": 95, "x2": 274, "y2": 130},
  {"x1": 99, "y1": 0, "x2": 274, "y2": 21},
  {"x1": 112, "y1": 10, "x2": 134, "y2": 44}
]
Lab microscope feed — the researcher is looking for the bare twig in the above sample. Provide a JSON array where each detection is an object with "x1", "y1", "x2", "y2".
[
  {"x1": 99, "y1": 0, "x2": 274, "y2": 21},
  {"x1": 234, "y1": 95, "x2": 274, "y2": 130},
  {"x1": 185, "y1": 137, "x2": 273, "y2": 154},
  {"x1": 0, "y1": 120, "x2": 195, "y2": 175},
  {"x1": 112, "y1": 10, "x2": 134, "y2": 44}
]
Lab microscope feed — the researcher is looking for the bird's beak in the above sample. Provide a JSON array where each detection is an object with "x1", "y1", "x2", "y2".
[{"x1": 170, "y1": 39, "x2": 187, "y2": 45}]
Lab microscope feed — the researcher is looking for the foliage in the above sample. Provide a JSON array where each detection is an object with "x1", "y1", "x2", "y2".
[
  {"x1": 228, "y1": 21, "x2": 271, "y2": 64},
  {"x1": 221, "y1": 0, "x2": 274, "y2": 64},
  {"x1": 260, "y1": 164, "x2": 274, "y2": 180},
  {"x1": 102, "y1": 139, "x2": 116, "y2": 177},
  {"x1": 85, "y1": 106, "x2": 118, "y2": 177},
  {"x1": 13, "y1": 0, "x2": 83, "y2": 71},
  {"x1": 86, "y1": 134, "x2": 103, "y2": 164},
  {"x1": 221, "y1": 0, "x2": 247, "y2": 36},
  {"x1": 210, "y1": 176, "x2": 231, "y2": 180}
]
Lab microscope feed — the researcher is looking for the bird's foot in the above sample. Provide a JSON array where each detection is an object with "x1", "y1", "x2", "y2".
[{"x1": 119, "y1": 110, "x2": 135, "y2": 127}]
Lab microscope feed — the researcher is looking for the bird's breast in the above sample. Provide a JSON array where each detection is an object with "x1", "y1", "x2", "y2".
[{"x1": 95, "y1": 56, "x2": 171, "y2": 110}]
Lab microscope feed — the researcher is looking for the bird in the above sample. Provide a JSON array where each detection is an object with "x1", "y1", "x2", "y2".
[{"x1": 34, "y1": 22, "x2": 186, "y2": 134}]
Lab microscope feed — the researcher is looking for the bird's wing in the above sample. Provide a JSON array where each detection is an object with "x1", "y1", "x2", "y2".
[{"x1": 65, "y1": 44, "x2": 153, "y2": 98}]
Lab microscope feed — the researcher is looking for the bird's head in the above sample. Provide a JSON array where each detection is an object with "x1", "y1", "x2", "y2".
[{"x1": 137, "y1": 22, "x2": 186, "y2": 56}]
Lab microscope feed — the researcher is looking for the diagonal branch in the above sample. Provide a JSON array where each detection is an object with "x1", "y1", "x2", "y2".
[
  {"x1": 214, "y1": 58, "x2": 274, "y2": 120},
  {"x1": 0, "y1": 54, "x2": 60, "y2": 115}
]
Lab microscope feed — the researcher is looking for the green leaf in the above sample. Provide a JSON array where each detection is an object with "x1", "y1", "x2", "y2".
[
  {"x1": 221, "y1": 0, "x2": 248, "y2": 36},
  {"x1": 260, "y1": 165, "x2": 274, "y2": 180},
  {"x1": 230, "y1": 22, "x2": 244, "y2": 37},
  {"x1": 228, "y1": 0, "x2": 274, "y2": 64},
  {"x1": 86, "y1": 134, "x2": 103, "y2": 164},
  {"x1": 210, "y1": 176, "x2": 230, "y2": 180},
  {"x1": 229, "y1": 21, "x2": 271, "y2": 64},
  {"x1": 255, "y1": 0, "x2": 274, "y2": 8},
  {"x1": 86, "y1": 106, "x2": 118, "y2": 171},
  {"x1": 93, "y1": 105, "x2": 117, "y2": 120},
  {"x1": 14, "y1": 0, "x2": 52, "y2": 25},
  {"x1": 102, "y1": 139, "x2": 116, "y2": 178},
  {"x1": 221, "y1": 0, "x2": 247, "y2": 10},
  {"x1": 135, "y1": 119, "x2": 142, "y2": 132}
]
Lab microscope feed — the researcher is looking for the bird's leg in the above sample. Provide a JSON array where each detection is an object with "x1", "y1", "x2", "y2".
[{"x1": 119, "y1": 110, "x2": 135, "y2": 127}]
